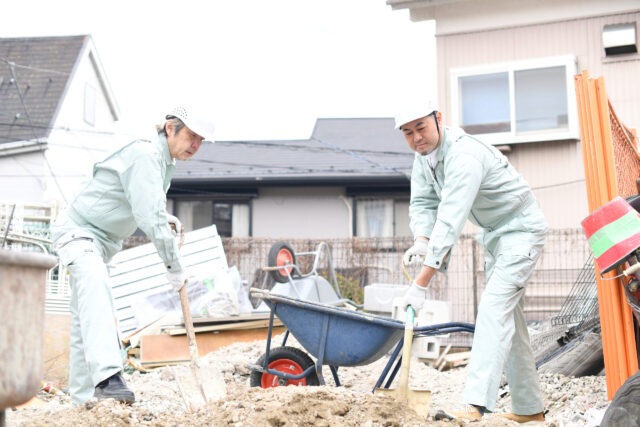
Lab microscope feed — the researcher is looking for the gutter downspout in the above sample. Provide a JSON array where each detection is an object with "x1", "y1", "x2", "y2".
[{"x1": 339, "y1": 195, "x2": 353, "y2": 237}]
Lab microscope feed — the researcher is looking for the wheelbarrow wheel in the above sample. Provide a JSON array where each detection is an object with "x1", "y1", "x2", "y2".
[
  {"x1": 267, "y1": 241, "x2": 298, "y2": 283},
  {"x1": 250, "y1": 346, "x2": 319, "y2": 388}
]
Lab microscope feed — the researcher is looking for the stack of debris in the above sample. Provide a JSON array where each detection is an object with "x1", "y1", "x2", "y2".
[
  {"x1": 108, "y1": 225, "x2": 283, "y2": 370},
  {"x1": 123, "y1": 312, "x2": 283, "y2": 369}
]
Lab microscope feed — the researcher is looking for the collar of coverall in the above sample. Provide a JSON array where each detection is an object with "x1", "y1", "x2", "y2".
[
  {"x1": 426, "y1": 146, "x2": 439, "y2": 168},
  {"x1": 426, "y1": 125, "x2": 448, "y2": 164},
  {"x1": 158, "y1": 132, "x2": 176, "y2": 166}
]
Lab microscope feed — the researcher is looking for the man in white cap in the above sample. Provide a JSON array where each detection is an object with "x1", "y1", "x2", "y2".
[
  {"x1": 397, "y1": 102, "x2": 547, "y2": 423},
  {"x1": 52, "y1": 106, "x2": 215, "y2": 405}
]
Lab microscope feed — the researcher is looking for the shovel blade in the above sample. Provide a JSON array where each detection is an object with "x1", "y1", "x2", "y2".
[
  {"x1": 173, "y1": 362, "x2": 227, "y2": 411},
  {"x1": 374, "y1": 388, "x2": 431, "y2": 418}
]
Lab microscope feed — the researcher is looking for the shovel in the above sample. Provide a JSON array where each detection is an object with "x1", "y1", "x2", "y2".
[
  {"x1": 375, "y1": 305, "x2": 431, "y2": 417},
  {"x1": 172, "y1": 281, "x2": 227, "y2": 411},
  {"x1": 168, "y1": 223, "x2": 226, "y2": 411}
]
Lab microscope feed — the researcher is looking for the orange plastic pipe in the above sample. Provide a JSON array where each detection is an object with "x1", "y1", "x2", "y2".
[
  {"x1": 596, "y1": 77, "x2": 639, "y2": 381},
  {"x1": 575, "y1": 71, "x2": 638, "y2": 399}
]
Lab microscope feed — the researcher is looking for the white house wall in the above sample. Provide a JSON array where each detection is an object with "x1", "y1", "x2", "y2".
[
  {"x1": 0, "y1": 151, "x2": 46, "y2": 201},
  {"x1": 252, "y1": 186, "x2": 350, "y2": 238},
  {"x1": 42, "y1": 45, "x2": 122, "y2": 205},
  {"x1": 506, "y1": 140, "x2": 589, "y2": 229}
]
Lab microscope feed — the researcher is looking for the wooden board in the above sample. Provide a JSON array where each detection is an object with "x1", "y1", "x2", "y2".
[
  {"x1": 139, "y1": 327, "x2": 285, "y2": 366},
  {"x1": 165, "y1": 318, "x2": 283, "y2": 336}
]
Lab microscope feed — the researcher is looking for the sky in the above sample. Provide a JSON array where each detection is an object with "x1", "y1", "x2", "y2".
[{"x1": 1, "y1": 0, "x2": 436, "y2": 141}]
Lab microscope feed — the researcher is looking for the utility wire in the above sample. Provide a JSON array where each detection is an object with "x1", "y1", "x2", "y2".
[
  {"x1": 0, "y1": 107, "x2": 583, "y2": 188},
  {"x1": 4, "y1": 58, "x2": 68, "y2": 203},
  {"x1": 310, "y1": 136, "x2": 410, "y2": 180},
  {"x1": 531, "y1": 179, "x2": 586, "y2": 191},
  {"x1": 0, "y1": 119, "x2": 415, "y2": 157},
  {"x1": 0, "y1": 56, "x2": 69, "y2": 76}
]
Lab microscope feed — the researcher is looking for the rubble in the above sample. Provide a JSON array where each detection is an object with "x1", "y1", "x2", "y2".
[{"x1": 6, "y1": 335, "x2": 609, "y2": 426}]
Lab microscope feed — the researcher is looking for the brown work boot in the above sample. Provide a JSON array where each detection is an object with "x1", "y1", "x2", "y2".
[
  {"x1": 496, "y1": 411, "x2": 545, "y2": 424},
  {"x1": 435, "y1": 404, "x2": 484, "y2": 421}
]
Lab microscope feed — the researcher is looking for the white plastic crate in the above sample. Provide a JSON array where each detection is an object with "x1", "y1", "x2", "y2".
[{"x1": 363, "y1": 283, "x2": 409, "y2": 314}]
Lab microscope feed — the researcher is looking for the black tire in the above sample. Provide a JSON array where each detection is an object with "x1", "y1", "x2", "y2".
[
  {"x1": 249, "y1": 346, "x2": 319, "y2": 388},
  {"x1": 601, "y1": 370, "x2": 640, "y2": 427},
  {"x1": 267, "y1": 241, "x2": 297, "y2": 283}
]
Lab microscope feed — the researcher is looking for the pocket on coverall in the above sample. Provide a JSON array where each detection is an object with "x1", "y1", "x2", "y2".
[
  {"x1": 55, "y1": 232, "x2": 96, "y2": 267},
  {"x1": 496, "y1": 245, "x2": 541, "y2": 287}
]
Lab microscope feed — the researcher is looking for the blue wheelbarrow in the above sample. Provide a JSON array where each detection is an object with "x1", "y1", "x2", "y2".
[{"x1": 248, "y1": 288, "x2": 475, "y2": 393}]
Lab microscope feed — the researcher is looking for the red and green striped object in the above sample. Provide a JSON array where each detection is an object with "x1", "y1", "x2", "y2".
[{"x1": 582, "y1": 196, "x2": 640, "y2": 274}]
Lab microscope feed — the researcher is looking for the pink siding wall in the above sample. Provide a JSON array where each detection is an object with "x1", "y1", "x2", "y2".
[{"x1": 436, "y1": 11, "x2": 640, "y2": 228}]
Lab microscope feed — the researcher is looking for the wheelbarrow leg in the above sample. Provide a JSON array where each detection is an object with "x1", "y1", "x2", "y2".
[
  {"x1": 329, "y1": 366, "x2": 341, "y2": 387},
  {"x1": 261, "y1": 305, "x2": 278, "y2": 371},
  {"x1": 371, "y1": 337, "x2": 404, "y2": 393},
  {"x1": 313, "y1": 315, "x2": 331, "y2": 385},
  {"x1": 281, "y1": 329, "x2": 290, "y2": 346}
]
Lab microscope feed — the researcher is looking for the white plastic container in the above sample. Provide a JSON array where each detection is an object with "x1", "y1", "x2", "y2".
[{"x1": 363, "y1": 283, "x2": 409, "y2": 314}]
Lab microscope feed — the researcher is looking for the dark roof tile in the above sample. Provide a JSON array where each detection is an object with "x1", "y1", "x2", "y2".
[
  {"x1": 0, "y1": 35, "x2": 86, "y2": 144},
  {"x1": 174, "y1": 118, "x2": 415, "y2": 183}
]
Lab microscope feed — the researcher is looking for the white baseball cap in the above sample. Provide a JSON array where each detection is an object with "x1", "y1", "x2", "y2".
[
  {"x1": 166, "y1": 105, "x2": 216, "y2": 143},
  {"x1": 394, "y1": 99, "x2": 439, "y2": 129}
]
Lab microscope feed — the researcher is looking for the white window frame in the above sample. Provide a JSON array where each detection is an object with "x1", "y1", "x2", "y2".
[{"x1": 450, "y1": 55, "x2": 579, "y2": 145}]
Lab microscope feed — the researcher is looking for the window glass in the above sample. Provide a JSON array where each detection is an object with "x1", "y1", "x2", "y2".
[
  {"x1": 213, "y1": 203, "x2": 232, "y2": 237},
  {"x1": 459, "y1": 72, "x2": 510, "y2": 134},
  {"x1": 515, "y1": 66, "x2": 567, "y2": 133},
  {"x1": 174, "y1": 200, "x2": 250, "y2": 237},
  {"x1": 176, "y1": 201, "x2": 212, "y2": 232},
  {"x1": 356, "y1": 199, "x2": 393, "y2": 237},
  {"x1": 231, "y1": 204, "x2": 250, "y2": 237},
  {"x1": 394, "y1": 200, "x2": 412, "y2": 237}
]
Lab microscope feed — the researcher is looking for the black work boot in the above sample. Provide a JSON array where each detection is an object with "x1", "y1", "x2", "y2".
[{"x1": 93, "y1": 372, "x2": 135, "y2": 404}]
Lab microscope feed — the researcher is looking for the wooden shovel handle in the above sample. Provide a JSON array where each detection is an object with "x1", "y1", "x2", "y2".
[
  {"x1": 397, "y1": 306, "x2": 415, "y2": 398},
  {"x1": 178, "y1": 283, "x2": 199, "y2": 362}
]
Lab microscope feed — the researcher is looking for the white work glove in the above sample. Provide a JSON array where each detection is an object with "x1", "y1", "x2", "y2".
[
  {"x1": 166, "y1": 270, "x2": 189, "y2": 293},
  {"x1": 403, "y1": 239, "x2": 429, "y2": 265},
  {"x1": 167, "y1": 214, "x2": 183, "y2": 235},
  {"x1": 401, "y1": 281, "x2": 428, "y2": 311}
]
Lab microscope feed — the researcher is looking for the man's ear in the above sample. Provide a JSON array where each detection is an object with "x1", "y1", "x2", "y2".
[{"x1": 165, "y1": 122, "x2": 174, "y2": 137}]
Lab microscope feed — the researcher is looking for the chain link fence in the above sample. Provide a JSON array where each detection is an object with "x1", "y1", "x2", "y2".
[
  {"x1": 220, "y1": 229, "x2": 591, "y2": 326},
  {"x1": 2, "y1": 199, "x2": 594, "y2": 383}
]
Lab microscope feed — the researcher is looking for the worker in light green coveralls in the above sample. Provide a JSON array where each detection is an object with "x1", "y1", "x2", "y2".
[
  {"x1": 52, "y1": 106, "x2": 215, "y2": 405},
  {"x1": 397, "y1": 101, "x2": 547, "y2": 424}
]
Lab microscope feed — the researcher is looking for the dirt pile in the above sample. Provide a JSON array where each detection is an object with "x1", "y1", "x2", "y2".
[{"x1": 5, "y1": 336, "x2": 609, "y2": 426}]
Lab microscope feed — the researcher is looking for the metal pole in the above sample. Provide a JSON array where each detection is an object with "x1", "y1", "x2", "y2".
[{"x1": 1, "y1": 204, "x2": 15, "y2": 248}]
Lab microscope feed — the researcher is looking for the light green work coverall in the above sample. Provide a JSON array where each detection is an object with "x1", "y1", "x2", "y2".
[
  {"x1": 410, "y1": 126, "x2": 547, "y2": 414},
  {"x1": 52, "y1": 133, "x2": 182, "y2": 405}
]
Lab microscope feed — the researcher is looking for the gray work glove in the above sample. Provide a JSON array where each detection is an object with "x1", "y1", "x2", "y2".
[
  {"x1": 166, "y1": 269, "x2": 189, "y2": 293},
  {"x1": 401, "y1": 281, "x2": 428, "y2": 311},
  {"x1": 403, "y1": 239, "x2": 429, "y2": 265}
]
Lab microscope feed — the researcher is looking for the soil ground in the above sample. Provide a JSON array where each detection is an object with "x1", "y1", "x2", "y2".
[{"x1": 5, "y1": 334, "x2": 609, "y2": 426}]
